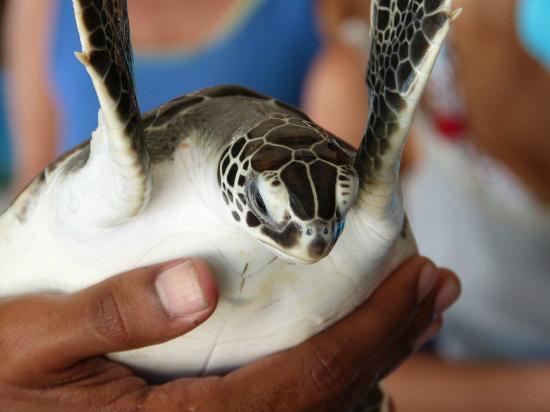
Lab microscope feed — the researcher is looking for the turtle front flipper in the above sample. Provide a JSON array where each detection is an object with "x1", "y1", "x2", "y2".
[
  {"x1": 67, "y1": 0, "x2": 150, "y2": 227},
  {"x1": 354, "y1": 0, "x2": 460, "y2": 216}
]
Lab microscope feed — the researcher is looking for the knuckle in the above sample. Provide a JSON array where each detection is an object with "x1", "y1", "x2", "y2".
[
  {"x1": 91, "y1": 290, "x2": 131, "y2": 347},
  {"x1": 307, "y1": 334, "x2": 355, "y2": 398}
]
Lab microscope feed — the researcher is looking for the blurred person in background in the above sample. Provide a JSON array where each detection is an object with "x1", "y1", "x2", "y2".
[
  {"x1": 4, "y1": 0, "x2": 370, "y2": 193},
  {"x1": 385, "y1": 0, "x2": 550, "y2": 410}
]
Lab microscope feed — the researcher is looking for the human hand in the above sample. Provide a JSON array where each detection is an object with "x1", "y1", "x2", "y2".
[{"x1": 0, "y1": 257, "x2": 459, "y2": 411}]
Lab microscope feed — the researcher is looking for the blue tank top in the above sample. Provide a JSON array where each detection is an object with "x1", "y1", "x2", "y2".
[{"x1": 50, "y1": 0, "x2": 321, "y2": 152}]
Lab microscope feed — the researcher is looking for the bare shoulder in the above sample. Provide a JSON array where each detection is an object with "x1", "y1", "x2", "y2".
[{"x1": 303, "y1": 41, "x2": 369, "y2": 147}]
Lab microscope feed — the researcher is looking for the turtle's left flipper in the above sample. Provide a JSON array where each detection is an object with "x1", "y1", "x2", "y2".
[
  {"x1": 68, "y1": 0, "x2": 150, "y2": 227},
  {"x1": 355, "y1": 0, "x2": 460, "y2": 216}
]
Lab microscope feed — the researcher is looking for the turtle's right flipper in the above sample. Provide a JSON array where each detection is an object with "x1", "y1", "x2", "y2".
[
  {"x1": 68, "y1": 0, "x2": 150, "y2": 227},
  {"x1": 354, "y1": 0, "x2": 459, "y2": 214}
]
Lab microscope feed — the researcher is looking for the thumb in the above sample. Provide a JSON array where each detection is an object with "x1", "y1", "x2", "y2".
[{"x1": 0, "y1": 259, "x2": 218, "y2": 378}]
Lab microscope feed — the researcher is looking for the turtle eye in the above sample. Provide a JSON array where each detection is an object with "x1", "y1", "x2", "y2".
[
  {"x1": 254, "y1": 192, "x2": 268, "y2": 216},
  {"x1": 248, "y1": 182, "x2": 269, "y2": 218}
]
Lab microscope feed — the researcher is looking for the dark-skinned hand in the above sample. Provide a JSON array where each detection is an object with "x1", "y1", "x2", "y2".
[{"x1": 0, "y1": 256, "x2": 460, "y2": 411}]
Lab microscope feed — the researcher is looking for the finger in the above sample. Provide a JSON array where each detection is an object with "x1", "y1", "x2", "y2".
[
  {"x1": 0, "y1": 259, "x2": 218, "y2": 381},
  {"x1": 336, "y1": 269, "x2": 460, "y2": 410},
  {"x1": 379, "y1": 270, "x2": 459, "y2": 379},
  {"x1": 222, "y1": 260, "x2": 459, "y2": 412},
  {"x1": 149, "y1": 256, "x2": 445, "y2": 411}
]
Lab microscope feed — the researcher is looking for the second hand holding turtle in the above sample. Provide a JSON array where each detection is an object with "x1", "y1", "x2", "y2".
[{"x1": 0, "y1": 257, "x2": 460, "y2": 411}]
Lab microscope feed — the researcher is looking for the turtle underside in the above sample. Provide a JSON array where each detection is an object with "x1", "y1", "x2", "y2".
[{"x1": 0, "y1": 3, "x2": 456, "y2": 406}]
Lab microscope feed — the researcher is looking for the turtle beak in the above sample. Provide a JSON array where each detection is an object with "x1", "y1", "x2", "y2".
[
  {"x1": 308, "y1": 236, "x2": 329, "y2": 260},
  {"x1": 258, "y1": 219, "x2": 337, "y2": 265}
]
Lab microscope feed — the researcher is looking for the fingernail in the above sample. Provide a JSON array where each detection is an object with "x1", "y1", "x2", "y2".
[
  {"x1": 413, "y1": 317, "x2": 443, "y2": 351},
  {"x1": 417, "y1": 261, "x2": 438, "y2": 302},
  {"x1": 155, "y1": 261, "x2": 208, "y2": 317},
  {"x1": 434, "y1": 278, "x2": 460, "y2": 315}
]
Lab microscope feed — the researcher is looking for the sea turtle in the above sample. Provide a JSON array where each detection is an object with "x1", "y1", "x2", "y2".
[{"x1": 0, "y1": 0, "x2": 457, "y2": 407}]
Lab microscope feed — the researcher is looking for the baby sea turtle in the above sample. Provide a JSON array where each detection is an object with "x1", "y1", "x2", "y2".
[{"x1": 0, "y1": 0, "x2": 457, "y2": 407}]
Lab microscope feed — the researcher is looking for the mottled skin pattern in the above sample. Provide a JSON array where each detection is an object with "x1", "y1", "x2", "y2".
[
  {"x1": 356, "y1": 0, "x2": 455, "y2": 187},
  {"x1": 71, "y1": 0, "x2": 150, "y2": 225},
  {"x1": 75, "y1": 0, "x2": 146, "y2": 166},
  {"x1": 0, "y1": 0, "x2": 457, "y2": 410}
]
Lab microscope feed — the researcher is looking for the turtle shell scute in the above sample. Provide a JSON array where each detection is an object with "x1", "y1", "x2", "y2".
[
  {"x1": 152, "y1": 96, "x2": 205, "y2": 127},
  {"x1": 249, "y1": 119, "x2": 284, "y2": 139},
  {"x1": 201, "y1": 85, "x2": 271, "y2": 100}
]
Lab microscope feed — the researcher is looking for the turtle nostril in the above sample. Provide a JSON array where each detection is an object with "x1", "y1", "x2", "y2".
[
  {"x1": 308, "y1": 236, "x2": 327, "y2": 259},
  {"x1": 312, "y1": 220, "x2": 330, "y2": 236}
]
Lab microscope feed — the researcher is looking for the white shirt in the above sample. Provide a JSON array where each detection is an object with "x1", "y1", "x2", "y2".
[{"x1": 405, "y1": 118, "x2": 550, "y2": 360}]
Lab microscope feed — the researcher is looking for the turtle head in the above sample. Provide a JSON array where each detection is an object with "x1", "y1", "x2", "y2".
[
  {"x1": 218, "y1": 118, "x2": 359, "y2": 264},
  {"x1": 244, "y1": 162, "x2": 358, "y2": 263}
]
